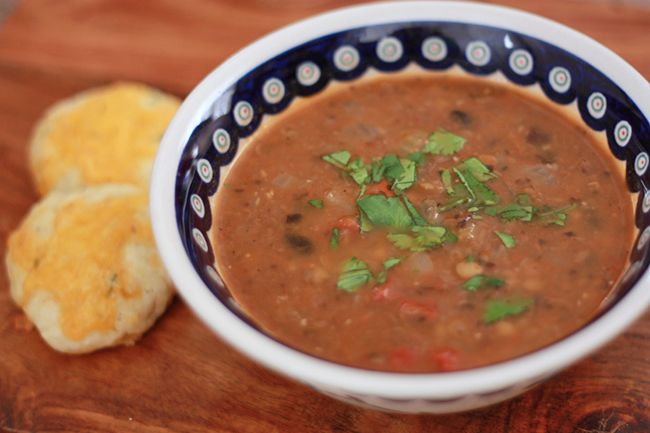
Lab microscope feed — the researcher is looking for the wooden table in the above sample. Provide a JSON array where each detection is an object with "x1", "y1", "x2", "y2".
[{"x1": 1, "y1": 1, "x2": 649, "y2": 431}]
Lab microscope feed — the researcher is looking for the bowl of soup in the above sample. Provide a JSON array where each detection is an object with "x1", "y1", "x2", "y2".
[{"x1": 150, "y1": 1, "x2": 650, "y2": 413}]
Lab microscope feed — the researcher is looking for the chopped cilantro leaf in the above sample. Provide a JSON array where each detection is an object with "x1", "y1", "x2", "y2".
[
  {"x1": 440, "y1": 158, "x2": 498, "y2": 211},
  {"x1": 495, "y1": 231, "x2": 516, "y2": 248},
  {"x1": 460, "y1": 157, "x2": 496, "y2": 182},
  {"x1": 308, "y1": 199, "x2": 324, "y2": 208},
  {"x1": 424, "y1": 129, "x2": 466, "y2": 155},
  {"x1": 463, "y1": 275, "x2": 505, "y2": 292},
  {"x1": 347, "y1": 158, "x2": 370, "y2": 185},
  {"x1": 322, "y1": 150, "x2": 351, "y2": 168},
  {"x1": 453, "y1": 167, "x2": 476, "y2": 200},
  {"x1": 484, "y1": 298, "x2": 534, "y2": 324},
  {"x1": 337, "y1": 257, "x2": 373, "y2": 292},
  {"x1": 329, "y1": 228, "x2": 339, "y2": 250},
  {"x1": 485, "y1": 204, "x2": 534, "y2": 222},
  {"x1": 376, "y1": 257, "x2": 401, "y2": 284},
  {"x1": 381, "y1": 155, "x2": 404, "y2": 184},
  {"x1": 388, "y1": 226, "x2": 454, "y2": 252},
  {"x1": 402, "y1": 195, "x2": 428, "y2": 226},
  {"x1": 370, "y1": 160, "x2": 385, "y2": 183},
  {"x1": 439, "y1": 188, "x2": 472, "y2": 212},
  {"x1": 357, "y1": 195, "x2": 413, "y2": 230},
  {"x1": 407, "y1": 151, "x2": 425, "y2": 165},
  {"x1": 454, "y1": 167, "x2": 498, "y2": 205},
  {"x1": 537, "y1": 203, "x2": 577, "y2": 226},
  {"x1": 466, "y1": 255, "x2": 475, "y2": 263},
  {"x1": 357, "y1": 183, "x2": 366, "y2": 199},
  {"x1": 358, "y1": 209, "x2": 373, "y2": 233},
  {"x1": 440, "y1": 169, "x2": 454, "y2": 195},
  {"x1": 387, "y1": 233, "x2": 416, "y2": 250},
  {"x1": 392, "y1": 159, "x2": 417, "y2": 192},
  {"x1": 383, "y1": 257, "x2": 401, "y2": 269}
]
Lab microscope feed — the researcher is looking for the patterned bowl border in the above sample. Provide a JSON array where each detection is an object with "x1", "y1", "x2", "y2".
[
  {"x1": 159, "y1": 15, "x2": 650, "y2": 410},
  {"x1": 177, "y1": 21, "x2": 650, "y2": 327}
]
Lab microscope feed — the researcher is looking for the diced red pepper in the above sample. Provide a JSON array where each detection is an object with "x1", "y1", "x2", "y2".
[
  {"x1": 389, "y1": 346, "x2": 419, "y2": 369},
  {"x1": 365, "y1": 180, "x2": 395, "y2": 197},
  {"x1": 335, "y1": 216, "x2": 360, "y2": 231},
  {"x1": 432, "y1": 348, "x2": 460, "y2": 372},
  {"x1": 329, "y1": 216, "x2": 360, "y2": 241},
  {"x1": 399, "y1": 300, "x2": 437, "y2": 321}
]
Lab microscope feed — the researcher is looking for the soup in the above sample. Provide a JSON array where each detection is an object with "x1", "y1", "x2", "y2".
[{"x1": 213, "y1": 74, "x2": 634, "y2": 372}]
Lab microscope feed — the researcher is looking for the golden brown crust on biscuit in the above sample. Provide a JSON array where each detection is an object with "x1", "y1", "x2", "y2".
[
  {"x1": 29, "y1": 82, "x2": 180, "y2": 196},
  {"x1": 5, "y1": 185, "x2": 174, "y2": 353}
]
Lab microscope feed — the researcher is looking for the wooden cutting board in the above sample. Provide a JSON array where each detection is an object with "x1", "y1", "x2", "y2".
[{"x1": 1, "y1": 1, "x2": 649, "y2": 431}]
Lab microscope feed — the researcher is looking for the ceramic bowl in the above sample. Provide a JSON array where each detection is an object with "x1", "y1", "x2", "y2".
[{"x1": 151, "y1": 1, "x2": 650, "y2": 413}]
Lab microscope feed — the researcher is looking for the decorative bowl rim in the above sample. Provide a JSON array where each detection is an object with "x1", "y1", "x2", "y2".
[{"x1": 151, "y1": 0, "x2": 650, "y2": 399}]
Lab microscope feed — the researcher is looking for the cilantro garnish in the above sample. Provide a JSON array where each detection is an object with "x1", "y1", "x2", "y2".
[
  {"x1": 322, "y1": 150, "x2": 351, "y2": 168},
  {"x1": 424, "y1": 129, "x2": 466, "y2": 155},
  {"x1": 494, "y1": 231, "x2": 516, "y2": 248},
  {"x1": 329, "y1": 228, "x2": 339, "y2": 250},
  {"x1": 401, "y1": 195, "x2": 428, "y2": 226},
  {"x1": 322, "y1": 151, "x2": 369, "y2": 186},
  {"x1": 380, "y1": 155, "x2": 402, "y2": 182},
  {"x1": 407, "y1": 151, "x2": 425, "y2": 165},
  {"x1": 462, "y1": 275, "x2": 505, "y2": 292},
  {"x1": 370, "y1": 160, "x2": 385, "y2": 183},
  {"x1": 537, "y1": 203, "x2": 577, "y2": 226},
  {"x1": 439, "y1": 157, "x2": 498, "y2": 212},
  {"x1": 388, "y1": 226, "x2": 456, "y2": 252},
  {"x1": 357, "y1": 195, "x2": 413, "y2": 230},
  {"x1": 376, "y1": 257, "x2": 401, "y2": 284},
  {"x1": 392, "y1": 159, "x2": 417, "y2": 192},
  {"x1": 337, "y1": 257, "x2": 373, "y2": 292},
  {"x1": 484, "y1": 298, "x2": 534, "y2": 324},
  {"x1": 347, "y1": 158, "x2": 370, "y2": 186},
  {"x1": 439, "y1": 187, "x2": 472, "y2": 212},
  {"x1": 308, "y1": 199, "x2": 324, "y2": 208},
  {"x1": 485, "y1": 204, "x2": 534, "y2": 221},
  {"x1": 440, "y1": 169, "x2": 454, "y2": 194},
  {"x1": 453, "y1": 167, "x2": 498, "y2": 205},
  {"x1": 358, "y1": 209, "x2": 373, "y2": 233},
  {"x1": 459, "y1": 157, "x2": 496, "y2": 182}
]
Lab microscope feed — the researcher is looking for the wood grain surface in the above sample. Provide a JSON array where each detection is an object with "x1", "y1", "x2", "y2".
[{"x1": 1, "y1": 1, "x2": 649, "y2": 432}]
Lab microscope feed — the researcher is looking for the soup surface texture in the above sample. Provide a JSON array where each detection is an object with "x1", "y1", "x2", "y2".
[{"x1": 213, "y1": 74, "x2": 633, "y2": 372}]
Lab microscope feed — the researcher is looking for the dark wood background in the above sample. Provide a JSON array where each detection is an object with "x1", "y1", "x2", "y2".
[{"x1": 1, "y1": 1, "x2": 649, "y2": 432}]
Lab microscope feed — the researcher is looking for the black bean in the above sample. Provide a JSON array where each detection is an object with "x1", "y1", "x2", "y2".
[
  {"x1": 526, "y1": 127, "x2": 551, "y2": 146},
  {"x1": 285, "y1": 233, "x2": 314, "y2": 255},
  {"x1": 450, "y1": 110, "x2": 473, "y2": 127},
  {"x1": 564, "y1": 231, "x2": 576, "y2": 237},
  {"x1": 286, "y1": 213, "x2": 302, "y2": 224}
]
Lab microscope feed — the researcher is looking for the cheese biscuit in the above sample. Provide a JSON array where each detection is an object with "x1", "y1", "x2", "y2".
[
  {"x1": 29, "y1": 82, "x2": 180, "y2": 195},
  {"x1": 5, "y1": 185, "x2": 173, "y2": 353}
]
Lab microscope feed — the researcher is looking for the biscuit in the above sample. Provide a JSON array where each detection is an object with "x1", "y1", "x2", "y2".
[
  {"x1": 29, "y1": 82, "x2": 180, "y2": 195},
  {"x1": 5, "y1": 185, "x2": 173, "y2": 353}
]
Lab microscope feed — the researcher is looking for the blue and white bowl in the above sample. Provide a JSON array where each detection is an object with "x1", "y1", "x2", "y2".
[{"x1": 151, "y1": 1, "x2": 650, "y2": 413}]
